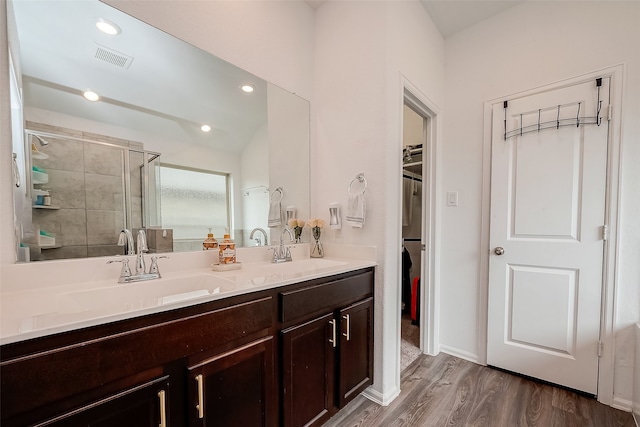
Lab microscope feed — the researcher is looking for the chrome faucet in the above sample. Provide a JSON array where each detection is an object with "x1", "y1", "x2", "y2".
[
  {"x1": 272, "y1": 228, "x2": 294, "y2": 263},
  {"x1": 249, "y1": 227, "x2": 268, "y2": 246},
  {"x1": 117, "y1": 229, "x2": 135, "y2": 255},
  {"x1": 135, "y1": 229, "x2": 149, "y2": 275},
  {"x1": 109, "y1": 229, "x2": 168, "y2": 283}
]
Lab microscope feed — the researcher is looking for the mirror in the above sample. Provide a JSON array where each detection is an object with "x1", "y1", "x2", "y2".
[{"x1": 7, "y1": 0, "x2": 310, "y2": 262}]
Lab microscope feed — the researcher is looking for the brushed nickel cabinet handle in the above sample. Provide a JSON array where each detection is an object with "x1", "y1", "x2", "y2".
[
  {"x1": 342, "y1": 314, "x2": 351, "y2": 341},
  {"x1": 195, "y1": 374, "x2": 204, "y2": 419},
  {"x1": 329, "y1": 319, "x2": 337, "y2": 348},
  {"x1": 158, "y1": 390, "x2": 167, "y2": 427}
]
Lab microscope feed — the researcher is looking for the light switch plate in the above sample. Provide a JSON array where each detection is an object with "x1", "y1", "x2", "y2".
[{"x1": 447, "y1": 191, "x2": 459, "y2": 207}]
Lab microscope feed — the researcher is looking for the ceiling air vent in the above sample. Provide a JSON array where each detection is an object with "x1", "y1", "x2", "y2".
[{"x1": 94, "y1": 44, "x2": 134, "y2": 69}]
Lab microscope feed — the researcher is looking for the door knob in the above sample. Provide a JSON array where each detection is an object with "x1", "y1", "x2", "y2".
[{"x1": 494, "y1": 247, "x2": 505, "y2": 255}]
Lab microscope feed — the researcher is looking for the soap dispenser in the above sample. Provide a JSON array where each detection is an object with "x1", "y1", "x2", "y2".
[
  {"x1": 203, "y1": 228, "x2": 218, "y2": 252},
  {"x1": 218, "y1": 229, "x2": 236, "y2": 265}
]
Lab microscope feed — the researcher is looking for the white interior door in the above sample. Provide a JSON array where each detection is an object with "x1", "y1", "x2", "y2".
[{"x1": 487, "y1": 78, "x2": 610, "y2": 395}]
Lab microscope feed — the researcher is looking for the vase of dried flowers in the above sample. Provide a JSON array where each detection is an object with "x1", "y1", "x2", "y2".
[
  {"x1": 307, "y1": 218, "x2": 325, "y2": 258},
  {"x1": 288, "y1": 218, "x2": 305, "y2": 243}
]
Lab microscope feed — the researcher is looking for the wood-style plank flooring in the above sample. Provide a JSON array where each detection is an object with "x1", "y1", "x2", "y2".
[{"x1": 323, "y1": 353, "x2": 635, "y2": 427}]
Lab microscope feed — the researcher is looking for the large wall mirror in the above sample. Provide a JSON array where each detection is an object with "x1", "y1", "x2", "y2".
[{"x1": 7, "y1": 0, "x2": 310, "y2": 262}]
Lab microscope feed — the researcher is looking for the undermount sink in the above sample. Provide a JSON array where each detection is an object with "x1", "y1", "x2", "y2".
[
  {"x1": 54, "y1": 259, "x2": 348, "y2": 315},
  {"x1": 266, "y1": 258, "x2": 347, "y2": 274},
  {"x1": 55, "y1": 274, "x2": 235, "y2": 314}
]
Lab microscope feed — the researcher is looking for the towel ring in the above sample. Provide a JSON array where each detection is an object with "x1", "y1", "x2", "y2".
[
  {"x1": 270, "y1": 187, "x2": 284, "y2": 203},
  {"x1": 348, "y1": 173, "x2": 367, "y2": 196}
]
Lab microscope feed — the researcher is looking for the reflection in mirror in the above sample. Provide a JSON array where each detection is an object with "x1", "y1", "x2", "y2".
[
  {"x1": 23, "y1": 126, "x2": 161, "y2": 261},
  {"x1": 7, "y1": 0, "x2": 309, "y2": 262}
]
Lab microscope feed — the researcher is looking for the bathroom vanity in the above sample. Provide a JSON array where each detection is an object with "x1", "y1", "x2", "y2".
[{"x1": 0, "y1": 258, "x2": 375, "y2": 427}]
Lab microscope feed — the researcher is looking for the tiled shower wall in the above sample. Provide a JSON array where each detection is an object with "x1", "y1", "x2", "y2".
[{"x1": 28, "y1": 123, "x2": 143, "y2": 260}]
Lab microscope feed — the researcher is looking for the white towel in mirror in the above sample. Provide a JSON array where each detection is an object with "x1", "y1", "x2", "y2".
[
  {"x1": 346, "y1": 192, "x2": 365, "y2": 228},
  {"x1": 268, "y1": 201, "x2": 282, "y2": 227}
]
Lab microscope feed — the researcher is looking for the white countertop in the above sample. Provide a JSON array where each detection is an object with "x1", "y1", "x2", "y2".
[{"x1": 0, "y1": 244, "x2": 376, "y2": 345}]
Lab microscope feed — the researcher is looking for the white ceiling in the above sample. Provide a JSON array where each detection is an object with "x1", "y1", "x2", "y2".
[
  {"x1": 420, "y1": 1, "x2": 524, "y2": 38},
  {"x1": 307, "y1": 0, "x2": 523, "y2": 39}
]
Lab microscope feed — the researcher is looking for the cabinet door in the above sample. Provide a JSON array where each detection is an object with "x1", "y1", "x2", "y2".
[
  {"x1": 282, "y1": 313, "x2": 336, "y2": 427},
  {"x1": 338, "y1": 297, "x2": 374, "y2": 408},
  {"x1": 35, "y1": 376, "x2": 170, "y2": 427},
  {"x1": 187, "y1": 336, "x2": 276, "y2": 427}
]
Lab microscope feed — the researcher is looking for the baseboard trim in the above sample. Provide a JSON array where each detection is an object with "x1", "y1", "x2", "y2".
[
  {"x1": 362, "y1": 385, "x2": 400, "y2": 407},
  {"x1": 611, "y1": 396, "x2": 633, "y2": 412},
  {"x1": 439, "y1": 345, "x2": 480, "y2": 364}
]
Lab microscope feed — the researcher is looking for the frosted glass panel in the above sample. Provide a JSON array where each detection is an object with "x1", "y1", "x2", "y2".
[{"x1": 160, "y1": 166, "x2": 229, "y2": 241}]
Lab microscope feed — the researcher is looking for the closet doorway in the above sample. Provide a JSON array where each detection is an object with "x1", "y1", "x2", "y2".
[{"x1": 400, "y1": 103, "x2": 426, "y2": 371}]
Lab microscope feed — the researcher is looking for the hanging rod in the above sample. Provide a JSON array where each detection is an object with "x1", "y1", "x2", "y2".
[
  {"x1": 403, "y1": 170, "x2": 422, "y2": 182},
  {"x1": 403, "y1": 160, "x2": 422, "y2": 169},
  {"x1": 242, "y1": 185, "x2": 269, "y2": 196},
  {"x1": 503, "y1": 78, "x2": 604, "y2": 141}
]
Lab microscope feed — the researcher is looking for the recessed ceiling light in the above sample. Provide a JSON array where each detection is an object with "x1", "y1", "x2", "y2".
[
  {"x1": 201, "y1": 124, "x2": 212, "y2": 132},
  {"x1": 96, "y1": 18, "x2": 121, "y2": 35},
  {"x1": 83, "y1": 90, "x2": 100, "y2": 102},
  {"x1": 241, "y1": 85, "x2": 254, "y2": 93}
]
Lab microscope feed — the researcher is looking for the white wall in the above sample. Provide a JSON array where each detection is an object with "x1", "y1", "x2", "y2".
[
  {"x1": 314, "y1": 0, "x2": 444, "y2": 402},
  {"x1": 442, "y1": 1, "x2": 640, "y2": 407}
]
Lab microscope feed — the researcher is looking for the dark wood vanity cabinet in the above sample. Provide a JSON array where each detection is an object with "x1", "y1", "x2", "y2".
[
  {"x1": 187, "y1": 336, "x2": 277, "y2": 426},
  {"x1": 282, "y1": 313, "x2": 337, "y2": 427},
  {"x1": 338, "y1": 297, "x2": 374, "y2": 408},
  {"x1": 0, "y1": 294, "x2": 275, "y2": 427},
  {"x1": 0, "y1": 267, "x2": 374, "y2": 427},
  {"x1": 33, "y1": 375, "x2": 171, "y2": 427},
  {"x1": 280, "y1": 270, "x2": 375, "y2": 427}
]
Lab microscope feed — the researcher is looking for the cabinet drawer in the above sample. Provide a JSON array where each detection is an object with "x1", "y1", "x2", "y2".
[
  {"x1": 280, "y1": 270, "x2": 373, "y2": 324},
  {"x1": 1, "y1": 296, "x2": 273, "y2": 422},
  {"x1": 34, "y1": 375, "x2": 170, "y2": 427}
]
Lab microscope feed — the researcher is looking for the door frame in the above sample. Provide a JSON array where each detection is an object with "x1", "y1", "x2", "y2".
[
  {"x1": 479, "y1": 65, "x2": 624, "y2": 405},
  {"x1": 402, "y1": 77, "x2": 441, "y2": 357}
]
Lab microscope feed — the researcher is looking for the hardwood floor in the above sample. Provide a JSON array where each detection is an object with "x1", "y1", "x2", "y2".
[{"x1": 323, "y1": 353, "x2": 635, "y2": 427}]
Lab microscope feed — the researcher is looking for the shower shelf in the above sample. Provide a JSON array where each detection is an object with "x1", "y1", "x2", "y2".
[
  {"x1": 33, "y1": 205, "x2": 60, "y2": 210},
  {"x1": 39, "y1": 244, "x2": 62, "y2": 250},
  {"x1": 32, "y1": 170, "x2": 49, "y2": 184},
  {"x1": 31, "y1": 150, "x2": 49, "y2": 160}
]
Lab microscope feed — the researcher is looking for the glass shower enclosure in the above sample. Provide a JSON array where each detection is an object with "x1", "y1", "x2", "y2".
[{"x1": 18, "y1": 129, "x2": 161, "y2": 262}]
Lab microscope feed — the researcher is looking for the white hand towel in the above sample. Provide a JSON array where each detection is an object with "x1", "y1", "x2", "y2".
[
  {"x1": 268, "y1": 201, "x2": 282, "y2": 227},
  {"x1": 346, "y1": 192, "x2": 365, "y2": 228}
]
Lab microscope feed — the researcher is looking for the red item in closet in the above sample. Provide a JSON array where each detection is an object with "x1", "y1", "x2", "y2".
[{"x1": 411, "y1": 277, "x2": 420, "y2": 325}]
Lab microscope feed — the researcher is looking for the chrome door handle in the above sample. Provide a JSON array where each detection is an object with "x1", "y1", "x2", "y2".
[{"x1": 494, "y1": 247, "x2": 505, "y2": 255}]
